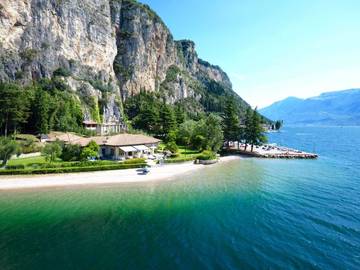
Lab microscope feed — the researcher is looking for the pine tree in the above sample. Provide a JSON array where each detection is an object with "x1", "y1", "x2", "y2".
[
  {"x1": 135, "y1": 104, "x2": 159, "y2": 134},
  {"x1": 223, "y1": 98, "x2": 240, "y2": 147},
  {"x1": 243, "y1": 107, "x2": 252, "y2": 151},
  {"x1": 248, "y1": 108, "x2": 267, "y2": 152},
  {"x1": 0, "y1": 83, "x2": 31, "y2": 136},
  {"x1": 33, "y1": 89, "x2": 50, "y2": 134},
  {"x1": 160, "y1": 104, "x2": 177, "y2": 141},
  {"x1": 174, "y1": 105, "x2": 186, "y2": 125}
]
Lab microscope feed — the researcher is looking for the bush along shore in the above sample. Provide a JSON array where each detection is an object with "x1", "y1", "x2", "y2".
[{"x1": 0, "y1": 159, "x2": 147, "y2": 176}]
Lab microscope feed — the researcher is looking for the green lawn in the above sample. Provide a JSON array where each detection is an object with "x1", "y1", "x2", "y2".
[
  {"x1": 7, "y1": 156, "x2": 47, "y2": 166},
  {"x1": 178, "y1": 146, "x2": 201, "y2": 158},
  {"x1": 166, "y1": 146, "x2": 202, "y2": 162}
]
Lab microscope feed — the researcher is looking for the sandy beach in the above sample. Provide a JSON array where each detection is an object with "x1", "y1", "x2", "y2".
[{"x1": 0, "y1": 156, "x2": 240, "y2": 190}]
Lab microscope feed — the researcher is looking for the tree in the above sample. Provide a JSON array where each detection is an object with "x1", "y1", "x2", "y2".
[
  {"x1": 193, "y1": 114, "x2": 223, "y2": 152},
  {"x1": 203, "y1": 114, "x2": 224, "y2": 152},
  {"x1": 0, "y1": 83, "x2": 31, "y2": 136},
  {"x1": 222, "y1": 98, "x2": 240, "y2": 147},
  {"x1": 80, "y1": 140, "x2": 99, "y2": 161},
  {"x1": 177, "y1": 120, "x2": 197, "y2": 148},
  {"x1": 61, "y1": 144, "x2": 82, "y2": 161},
  {"x1": 247, "y1": 108, "x2": 267, "y2": 152},
  {"x1": 134, "y1": 104, "x2": 159, "y2": 134},
  {"x1": 243, "y1": 108, "x2": 253, "y2": 151},
  {"x1": 160, "y1": 103, "x2": 177, "y2": 141},
  {"x1": 275, "y1": 120, "x2": 283, "y2": 130},
  {"x1": 42, "y1": 142, "x2": 62, "y2": 163},
  {"x1": 174, "y1": 105, "x2": 186, "y2": 125},
  {"x1": 165, "y1": 141, "x2": 179, "y2": 154},
  {"x1": 0, "y1": 137, "x2": 19, "y2": 167},
  {"x1": 33, "y1": 88, "x2": 50, "y2": 134}
]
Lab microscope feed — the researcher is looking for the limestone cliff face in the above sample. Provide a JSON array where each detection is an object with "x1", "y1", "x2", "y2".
[
  {"x1": 0, "y1": 0, "x2": 249, "y2": 122},
  {"x1": 0, "y1": 0, "x2": 121, "y2": 122}
]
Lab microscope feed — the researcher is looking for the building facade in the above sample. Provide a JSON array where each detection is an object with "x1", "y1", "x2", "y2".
[
  {"x1": 71, "y1": 134, "x2": 161, "y2": 160},
  {"x1": 83, "y1": 121, "x2": 127, "y2": 136}
]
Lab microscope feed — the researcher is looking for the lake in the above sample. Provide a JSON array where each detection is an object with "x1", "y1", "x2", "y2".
[{"x1": 0, "y1": 127, "x2": 359, "y2": 269}]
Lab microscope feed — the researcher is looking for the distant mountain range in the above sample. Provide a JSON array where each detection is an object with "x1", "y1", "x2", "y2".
[{"x1": 259, "y1": 89, "x2": 360, "y2": 126}]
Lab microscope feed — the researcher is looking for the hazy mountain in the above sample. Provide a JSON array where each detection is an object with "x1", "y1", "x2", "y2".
[{"x1": 260, "y1": 89, "x2": 360, "y2": 126}]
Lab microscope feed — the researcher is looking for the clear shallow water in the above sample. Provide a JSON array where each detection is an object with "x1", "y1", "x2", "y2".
[{"x1": 0, "y1": 127, "x2": 359, "y2": 269}]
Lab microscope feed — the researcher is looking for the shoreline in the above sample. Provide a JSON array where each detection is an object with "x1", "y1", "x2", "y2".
[{"x1": 0, "y1": 156, "x2": 241, "y2": 191}]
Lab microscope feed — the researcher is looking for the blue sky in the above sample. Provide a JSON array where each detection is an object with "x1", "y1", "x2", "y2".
[{"x1": 140, "y1": 0, "x2": 360, "y2": 108}]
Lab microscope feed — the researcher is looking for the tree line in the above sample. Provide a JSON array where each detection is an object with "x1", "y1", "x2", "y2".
[
  {"x1": 0, "y1": 79, "x2": 84, "y2": 136},
  {"x1": 222, "y1": 98, "x2": 267, "y2": 152},
  {"x1": 125, "y1": 92, "x2": 268, "y2": 153},
  {"x1": 0, "y1": 80, "x2": 268, "y2": 163}
]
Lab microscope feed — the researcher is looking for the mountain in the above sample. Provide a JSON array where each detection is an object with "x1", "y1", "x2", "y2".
[
  {"x1": 260, "y1": 89, "x2": 360, "y2": 126},
  {"x1": 0, "y1": 0, "x2": 250, "y2": 126}
]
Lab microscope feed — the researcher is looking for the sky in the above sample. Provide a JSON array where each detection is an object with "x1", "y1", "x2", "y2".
[{"x1": 140, "y1": 0, "x2": 360, "y2": 108}]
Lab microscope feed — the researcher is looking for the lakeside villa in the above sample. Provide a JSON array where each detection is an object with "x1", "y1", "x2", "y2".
[{"x1": 42, "y1": 132, "x2": 161, "y2": 160}]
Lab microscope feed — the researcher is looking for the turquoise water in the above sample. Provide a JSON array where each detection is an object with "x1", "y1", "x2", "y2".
[{"x1": 0, "y1": 127, "x2": 359, "y2": 269}]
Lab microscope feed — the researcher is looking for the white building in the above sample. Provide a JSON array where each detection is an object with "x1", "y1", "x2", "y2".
[
  {"x1": 72, "y1": 134, "x2": 160, "y2": 160},
  {"x1": 83, "y1": 121, "x2": 126, "y2": 136}
]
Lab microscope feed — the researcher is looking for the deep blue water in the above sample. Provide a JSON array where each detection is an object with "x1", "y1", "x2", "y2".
[{"x1": 0, "y1": 126, "x2": 359, "y2": 269}]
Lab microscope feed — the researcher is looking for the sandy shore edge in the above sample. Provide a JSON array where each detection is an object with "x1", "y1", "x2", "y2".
[{"x1": 0, "y1": 156, "x2": 241, "y2": 190}]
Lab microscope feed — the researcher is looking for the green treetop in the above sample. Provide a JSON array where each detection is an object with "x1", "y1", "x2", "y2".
[
  {"x1": 222, "y1": 98, "x2": 240, "y2": 146},
  {"x1": 160, "y1": 103, "x2": 177, "y2": 141},
  {"x1": 42, "y1": 141, "x2": 62, "y2": 163},
  {"x1": 0, "y1": 82, "x2": 32, "y2": 136},
  {"x1": 246, "y1": 108, "x2": 267, "y2": 152},
  {"x1": 0, "y1": 137, "x2": 20, "y2": 167}
]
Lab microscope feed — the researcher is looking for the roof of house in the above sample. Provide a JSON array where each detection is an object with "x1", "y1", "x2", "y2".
[
  {"x1": 46, "y1": 132, "x2": 84, "y2": 143},
  {"x1": 83, "y1": 120, "x2": 98, "y2": 125},
  {"x1": 71, "y1": 134, "x2": 161, "y2": 147}
]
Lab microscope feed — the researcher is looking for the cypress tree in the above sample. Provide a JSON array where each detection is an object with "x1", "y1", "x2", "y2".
[
  {"x1": 0, "y1": 82, "x2": 31, "y2": 136},
  {"x1": 160, "y1": 104, "x2": 177, "y2": 140},
  {"x1": 223, "y1": 98, "x2": 240, "y2": 147},
  {"x1": 33, "y1": 89, "x2": 50, "y2": 134},
  {"x1": 248, "y1": 108, "x2": 267, "y2": 152}
]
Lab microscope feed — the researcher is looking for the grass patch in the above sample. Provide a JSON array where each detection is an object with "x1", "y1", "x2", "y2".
[
  {"x1": 163, "y1": 146, "x2": 202, "y2": 163},
  {"x1": 7, "y1": 156, "x2": 47, "y2": 166}
]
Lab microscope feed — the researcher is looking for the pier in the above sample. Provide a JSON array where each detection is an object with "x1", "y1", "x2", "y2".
[{"x1": 226, "y1": 143, "x2": 318, "y2": 159}]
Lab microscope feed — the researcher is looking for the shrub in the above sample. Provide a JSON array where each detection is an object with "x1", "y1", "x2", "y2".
[
  {"x1": 197, "y1": 150, "x2": 216, "y2": 161},
  {"x1": 15, "y1": 70, "x2": 25, "y2": 80},
  {"x1": 19, "y1": 48, "x2": 38, "y2": 62},
  {"x1": 60, "y1": 144, "x2": 82, "y2": 161},
  {"x1": 0, "y1": 163, "x2": 147, "y2": 175},
  {"x1": 53, "y1": 67, "x2": 71, "y2": 77},
  {"x1": 5, "y1": 164, "x2": 25, "y2": 170},
  {"x1": 122, "y1": 158, "x2": 146, "y2": 164},
  {"x1": 80, "y1": 140, "x2": 99, "y2": 161},
  {"x1": 164, "y1": 157, "x2": 195, "y2": 164},
  {"x1": 0, "y1": 137, "x2": 20, "y2": 167},
  {"x1": 165, "y1": 141, "x2": 178, "y2": 154},
  {"x1": 42, "y1": 142, "x2": 62, "y2": 162}
]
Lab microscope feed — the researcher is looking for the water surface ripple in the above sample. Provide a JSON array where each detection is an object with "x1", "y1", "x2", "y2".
[{"x1": 0, "y1": 127, "x2": 359, "y2": 269}]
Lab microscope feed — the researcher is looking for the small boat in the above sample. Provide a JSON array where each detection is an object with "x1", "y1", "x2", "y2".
[{"x1": 142, "y1": 167, "x2": 150, "y2": 174}]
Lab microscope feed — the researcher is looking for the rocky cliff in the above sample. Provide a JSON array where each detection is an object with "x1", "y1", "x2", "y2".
[{"x1": 0, "y1": 0, "x2": 250, "y2": 123}]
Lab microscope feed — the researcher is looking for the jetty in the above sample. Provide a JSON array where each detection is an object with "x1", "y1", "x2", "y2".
[{"x1": 226, "y1": 143, "x2": 318, "y2": 159}]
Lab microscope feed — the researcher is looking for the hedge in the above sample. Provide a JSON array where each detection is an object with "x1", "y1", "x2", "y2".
[
  {"x1": 5, "y1": 164, "x2": 26, "y2": 170},
  {"x1": 164, "y1": 157, "x2": 195, "y2": 164},
  {"x1": 122, "y1": 158, "x2": 146, "y2": 165},
  {"x1": 197, "y1": 150, "x2": 217, "y2": 161},
  {"x1": 0, "y1": 163, "x2": 147, "y2": 176},
  {"x1": 27, "y1": 160, "x2": 118, "y2": 169}
]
